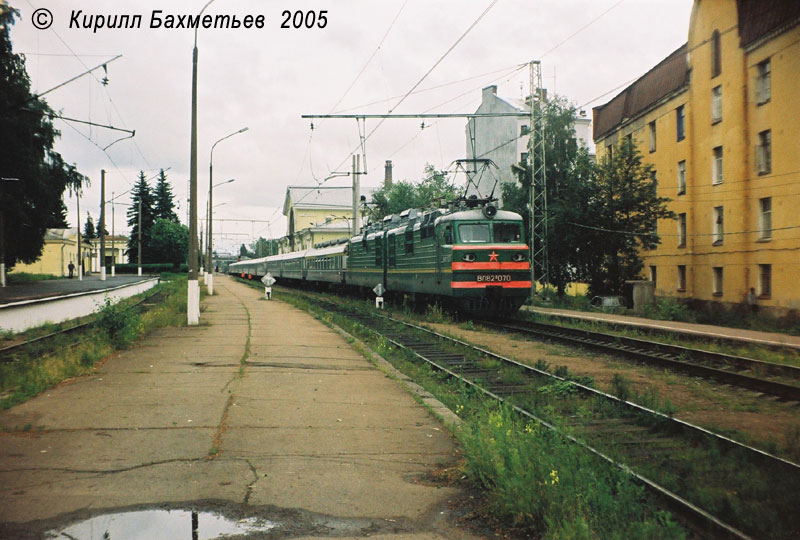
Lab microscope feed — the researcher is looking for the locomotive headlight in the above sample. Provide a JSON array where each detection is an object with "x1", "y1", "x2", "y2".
[
  {"x1": 512, "y1": 252, "x2": 527, "y2": 262},
  {"x1": 462, "y1": 253, "x2": 477, "y2": 262}
]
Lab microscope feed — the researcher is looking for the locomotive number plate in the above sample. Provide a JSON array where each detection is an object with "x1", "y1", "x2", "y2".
[{"x1": 477, "y1": 274, "x2": 512, "y2": 283}]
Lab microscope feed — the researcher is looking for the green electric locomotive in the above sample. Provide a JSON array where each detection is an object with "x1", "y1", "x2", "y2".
[
  {"x1": 346, "y1": 198, "x2": 531, "y2": 312},
  {"x1": 230, "y1": 198, "x2": 531, "y2": 313}
]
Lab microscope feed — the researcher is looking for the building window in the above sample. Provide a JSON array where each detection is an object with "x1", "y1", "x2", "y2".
[
  {"x1": 713, "y1": 206, "x2": 724, "y2": 245},
  {"x1": 677, "y1": 213, "x2": 687, "y2": 247},
  {"x1": 677, "y1": 160, "x2": 686, "y2": 195},
  {"x1": 520, "y1": 124, "x2": 530, "y2": 136},
  {"x1": 650, "y1": 265, "x2": 657, "y2": 285},
  {"x1": 676, "y1": 105, "x2": 685, "y2": 141},
  {"x1": 712, "y1": 267, "x2": 723, "y2": 296},
  {"x1": 757, "y1": 130, "x2": 771, "y2": 175},
  {"x1": 757, "y1": 59, "x2": 771, "y2": 104},
  {"x1": 520, "y1": 152, "x2": 529, "y2": 165},
  {"x1": 711, "y1": 29, "x2": 721, "y2": 78},
  {"x1": 648, "y1": 121, "x2": 656, "y2": 153},
  {"x1": 759, "y1": 264, "x2": 772, "y2": 297},
  {"x1": 711, "y1": 85, "x2": 722, "y2": 123},
  {"x1": 759, "y1": 197, "x2": 772, "y2": 240},
  {"x1": 677, "y1": 265, "x2": 686, "y2": 291},
  {"x1": 606, "y1": 144, "x2": 613, "y2": 162},
  {"x1": 712, "y1": 146, "x2": 723, "y2": 184}
]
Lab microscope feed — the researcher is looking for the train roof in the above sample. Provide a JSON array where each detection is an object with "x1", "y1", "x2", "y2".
[{"x1": 438, "y1": 208, "x2": 523, "y2": 223}]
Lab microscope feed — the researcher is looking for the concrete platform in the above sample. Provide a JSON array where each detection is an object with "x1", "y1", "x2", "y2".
[
  {"x1": 0, "y1": 274, "x2": 155, "y2": 305},
  {"x1": 526, "y1": 305, "x2": 800, "y2": 350},
  {"x1": 0, "y1": 275, "x2": 475, "y2": 539}
]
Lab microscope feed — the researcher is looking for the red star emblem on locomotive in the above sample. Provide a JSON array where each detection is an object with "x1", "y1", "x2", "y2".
[{"x1": 488, "y1": 251, "x2": 499, "y2": 262}]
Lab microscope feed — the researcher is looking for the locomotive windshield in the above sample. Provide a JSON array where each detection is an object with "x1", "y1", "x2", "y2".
[
  {"x1": 457, "y1": 222, "x2": 523, "y2": 243},
  {"x1": 458, "y1": 223, "x2": 490, "y2": 243},
  {"x1": 493, "y1": 222, "x2": 522, "y2": 243}
]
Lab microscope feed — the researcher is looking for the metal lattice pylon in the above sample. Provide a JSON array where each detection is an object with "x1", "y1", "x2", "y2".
[{"x1": 528, "y1": 60, "x2": 548, "y2": 294}]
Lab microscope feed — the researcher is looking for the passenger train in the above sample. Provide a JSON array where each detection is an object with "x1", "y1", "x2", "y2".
[{"x1": 229, "y1": 198, "x2": 532, "y2": 312}]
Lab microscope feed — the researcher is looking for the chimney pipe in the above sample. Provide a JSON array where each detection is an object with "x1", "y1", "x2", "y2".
[{"x1": 384, "y1": 160, "x2": 393, "y2": 188}]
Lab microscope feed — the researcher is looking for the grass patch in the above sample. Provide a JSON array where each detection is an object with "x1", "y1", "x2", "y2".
[
  {"x1": 459, "y1": 404, "x2": 685, "y2": 539},
  {"x1": 6, "y1": 272, "x2": 60, "y2": 284}
]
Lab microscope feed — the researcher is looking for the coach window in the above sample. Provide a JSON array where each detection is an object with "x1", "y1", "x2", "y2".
[
  {"x1": 443, "y1": 225, "x2": 453, "y2": 244},
  {"x1": 458, "y1": 223, "x2": 490, "y2": 243},
  {"x1": 493, "y1": 223, "x2": 522, "y2": 243}
]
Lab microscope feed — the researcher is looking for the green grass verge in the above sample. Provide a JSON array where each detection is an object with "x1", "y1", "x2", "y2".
[{"x1": 6, "y1": 272, "x2": 61, "y2": 284}]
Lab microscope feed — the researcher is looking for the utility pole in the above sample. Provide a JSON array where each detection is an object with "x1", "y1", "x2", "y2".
[
  {"x1": 99, "y1": 169, "x2": 106, "y2": 281},
  {"x1": 352, "y1": 154, "x2": 360, "y2": 234},
  {"x1": 77, "y1": 191, "x2": 82, "y2": 280},
  {"x1": 137, "y1": 195, "x2": 142, "y2": 276},
  {"x1": 528, "y1": 60, "x2": 548, "y2": 296},
  {"x1": 111, "y1": 191, "x2": 115, "y2": 277}
]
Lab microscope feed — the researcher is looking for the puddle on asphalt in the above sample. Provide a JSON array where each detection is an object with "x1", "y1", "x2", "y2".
[{"x1": 46, "y1": 509, "x2": 278, "y2": 539}]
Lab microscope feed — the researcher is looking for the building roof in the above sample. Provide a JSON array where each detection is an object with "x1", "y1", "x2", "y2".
[
  {"x1": 44, "y1": 228, "x2": 78, "y2": 244},
  {"x1": 593, "y1": 44, "x2": 689, "y2": 141},
  {"x1": 283, "y1": 186, "x2": 355, "y2": 215},
  {"x1": 737, "y1": 0, "x2": 800, "y2": 49}
]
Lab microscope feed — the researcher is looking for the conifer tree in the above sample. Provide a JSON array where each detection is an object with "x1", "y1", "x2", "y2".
[
  {"x1": 153, "y1": 169, "x2": 178, "y2": 222},
  {"x1": 82, "y1": 213, "x2": 96, "y2": 242},
  {"x1": 126, "y1": 172, "x2": 156, "y2": 263}
]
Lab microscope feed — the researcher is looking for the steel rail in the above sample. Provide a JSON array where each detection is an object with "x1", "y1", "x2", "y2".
[
  {"x1": 351, "y1": 311, "x2": 759, "y2": 540},
  {"x1": 478, "y1": 318, "x2": 800, "y2": 401}
]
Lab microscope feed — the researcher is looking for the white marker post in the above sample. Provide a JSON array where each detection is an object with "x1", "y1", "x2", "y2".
[
  {"x1": 261, "y1": 273, "x2": 276, "y2": 300},
  {"x1": 373, "y1": 283, "x2": 385, "y2": 309}
]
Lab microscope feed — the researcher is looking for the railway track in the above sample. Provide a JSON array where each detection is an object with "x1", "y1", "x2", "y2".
[
  {"x1": 279, "y1": 288, "x2": 799, "y2": 540},
  {"x1": 0, "y1": 288, "x2": 166, "y2": 363},
  {"x1": 479, "y1": 317, "x2": 800, "y2": 401}
]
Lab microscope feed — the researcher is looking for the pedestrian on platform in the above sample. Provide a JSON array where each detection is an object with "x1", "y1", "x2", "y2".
[
  {"x1": 746, "y1": 287, "x2": 758, "y2": 314},
  {"x1": 68, "y1": 261, "x2": 75, "y2": 279}
]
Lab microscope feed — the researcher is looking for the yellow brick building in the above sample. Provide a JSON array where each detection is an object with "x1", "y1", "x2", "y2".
[{"x1": 593, "y1": 0, "x2": 800, "y2": 314}]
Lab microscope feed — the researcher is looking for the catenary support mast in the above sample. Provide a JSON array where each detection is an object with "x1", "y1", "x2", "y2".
[{"x1": 529, "y1": 60, "x2": 548, "y2": 296}]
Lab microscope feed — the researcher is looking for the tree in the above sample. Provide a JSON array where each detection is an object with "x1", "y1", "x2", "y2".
[
  {"x1": 239, "y1": 243, "x2": 250, "y2": 258},
  {"x1": 249, "y1": 237, "x2": 279, "y2": 258},
  {"x1": 83, "y1": 213, "x2": 96, "y2": 242},
  {"x1": 582, "y1": 137, "x2": 675, "y2": 296},
  {"x1": 0, "y1": 5, "x2": 88, "y2": 268},
  {"x1": 369, "y1": 164, "x2": 458, "y2": 220},
  {"x1": 501, "y1": 96, "x2": 596, "y2": 296},
  {"x1": 149, "y1": 218, "x2": 188, "y2": 269},
  {"x1": 126, "y1": 171, "x2": 156, "y2": 263},
  {"x1": 153, "y1": 169, "x2": 178, "y2": 222}
]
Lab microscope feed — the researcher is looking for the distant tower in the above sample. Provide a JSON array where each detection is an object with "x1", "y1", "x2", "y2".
[{"x1": 384, "y1": 160, "x2": 393, "y2": 188}]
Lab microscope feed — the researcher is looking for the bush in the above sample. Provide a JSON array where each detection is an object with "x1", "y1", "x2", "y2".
[
  {"x1": 111, "y1": 263, "x2": 188, "y2": 274},
  {"x1": 96, "y1": 298, "x2": 142, "y2": 348},
  {"x1": 644, "y1": 297, "x2": 696, "y2": 322}
]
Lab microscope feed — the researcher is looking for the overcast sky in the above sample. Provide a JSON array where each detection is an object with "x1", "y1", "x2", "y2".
[{"x1": 8, "y1": 0, "x2": 693, "y2": 254}]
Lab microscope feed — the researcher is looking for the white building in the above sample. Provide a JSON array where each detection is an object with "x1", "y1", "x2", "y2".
[{"x1": 465, "y1": 85, "x2": 593, "y2": 207}]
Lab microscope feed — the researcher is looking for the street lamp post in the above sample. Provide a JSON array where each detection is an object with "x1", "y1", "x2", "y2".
[
  {"x1": 207, "y1": 128, "x2": 247, "y2": 295},
  {"x1": 188, "y1": 0, "x2": 218, "y2": 325}
]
